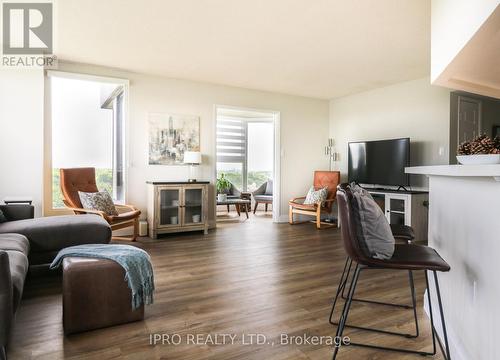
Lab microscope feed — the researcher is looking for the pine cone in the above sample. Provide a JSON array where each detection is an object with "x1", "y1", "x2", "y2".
[
  {"x1": 458, "y1": 135, "x2": 499, "y2": 155},
  {"x1": 457, "y1": 141, "x2": 471, "y2": 155},
  {"x1": 479, "y1": 136, "x2": 495, "y2": 150},
  {"x1": 470, "y1": 142, "x2": 488, "y2": 154},
  {"x1": 472, "y1": 134, "x2": 488, "y2": 143}
]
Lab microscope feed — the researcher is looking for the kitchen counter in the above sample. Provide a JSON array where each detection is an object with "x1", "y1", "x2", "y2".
[
  {"x1": 405, "y1": 165, "x2": 500, "y2": 360},
  {"x1": 406, "y1": 164, "x2": 500, "y2": 179}
]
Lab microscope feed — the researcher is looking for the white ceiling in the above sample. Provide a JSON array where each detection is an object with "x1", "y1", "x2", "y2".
[{"x1": 55, "y1": 0, "x2": 431, "y2": 99}]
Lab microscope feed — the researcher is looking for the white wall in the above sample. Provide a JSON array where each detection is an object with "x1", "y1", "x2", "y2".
[
  {"x1": 431, "y1": 0, "x2": 500, "y2": 82},
  {"x1": 55, "y1": 62, "x2": 330, "y2": 223},
  {"x1": 329, "y1": 77, "x2": 451, "y2": 188},
  {"x1": 0, "y1": 68, "x2": 44, "y2": 216}
]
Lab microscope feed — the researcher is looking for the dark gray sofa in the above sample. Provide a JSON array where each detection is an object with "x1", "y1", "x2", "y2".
[
  {"x1": 0, "y1": 204, "x2": 112, "y2": 359},
  {"x1": 0, "y1": 233, "x2": 29, "y2": 360},
  {"x1": 0, "y1": 205, "x2": 112, "y2": 265}
]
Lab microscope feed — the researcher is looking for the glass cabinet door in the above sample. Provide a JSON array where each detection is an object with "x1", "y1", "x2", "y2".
[
  {"x1": 158, "y1": 187, "x2": 181, "y2": 227},
  {"x1": 183, "y1": 187, "x2": 204, "y2": 226},
  {"x1": 385, "y1": 195, "x2": 408, "y2": 225}
]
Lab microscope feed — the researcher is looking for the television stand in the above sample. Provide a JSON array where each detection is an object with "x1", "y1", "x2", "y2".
[{"x1": 366, "y1": 188, "x2": 429, "y2": 243}]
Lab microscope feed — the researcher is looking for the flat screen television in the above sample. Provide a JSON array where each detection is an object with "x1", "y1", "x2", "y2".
[{"x1": 348, "y1": 138, "x2": 410, "y2": 187}]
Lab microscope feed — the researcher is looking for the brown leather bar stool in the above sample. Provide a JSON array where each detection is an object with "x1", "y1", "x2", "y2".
[
  {"x1": 330, "y1": 220, "x2": 420, "y2": 339},
  {"x1": 331, "y1": 184, "x2": 451, "y2": 360}
]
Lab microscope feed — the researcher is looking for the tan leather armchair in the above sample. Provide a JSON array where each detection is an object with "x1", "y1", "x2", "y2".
[
  {"x1": 289, "y1": 171, "x2": 340, "y2": 229},
  {"x1": 60, "y1": 168, "x2": 141, "y2": 241}
]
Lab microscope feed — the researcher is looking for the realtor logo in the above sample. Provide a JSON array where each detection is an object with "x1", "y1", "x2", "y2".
[{"x1": 2, "y1": 2, "x2": 53, "y2": 54}]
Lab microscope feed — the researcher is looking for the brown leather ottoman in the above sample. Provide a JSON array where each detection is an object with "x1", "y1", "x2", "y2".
[{"x1": 62, "y1": 257, "x2": 144, "y2": 335}]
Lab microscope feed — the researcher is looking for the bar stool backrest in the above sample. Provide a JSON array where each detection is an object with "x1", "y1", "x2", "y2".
[{"x1": 336, "y1": 183, "x2": 374, "y2": 266}]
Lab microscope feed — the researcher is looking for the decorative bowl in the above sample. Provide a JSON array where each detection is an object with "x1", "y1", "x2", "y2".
[{"x1": 456, "y1": 154, "x2": 500, "y2": 165}]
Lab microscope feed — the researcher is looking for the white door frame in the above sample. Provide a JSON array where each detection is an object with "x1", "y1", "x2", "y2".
[{"x1": 213, "y1": 105, "x2": 281, "y2": 223}]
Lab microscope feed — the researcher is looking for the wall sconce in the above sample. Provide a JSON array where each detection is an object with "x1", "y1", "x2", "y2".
[{"x1": 325, "y1": 138, "x2": 339, "y2": 171}]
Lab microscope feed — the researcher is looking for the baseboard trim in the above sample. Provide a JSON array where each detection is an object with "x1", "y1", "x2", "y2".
[{"x1": 277, "y1": 215, "x2": 289, "y2": 223}]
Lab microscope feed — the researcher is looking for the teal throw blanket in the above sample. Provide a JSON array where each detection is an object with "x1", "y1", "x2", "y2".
[{"x1": 50, "y1": 244, "x2": 154, "y2": 310}]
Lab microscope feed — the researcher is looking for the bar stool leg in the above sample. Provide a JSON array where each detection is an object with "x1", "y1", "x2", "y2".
[
  {"x1": 330, "y1": 259, "x2": 419, "y2": 338},
  {"x1": 331, "y1": 269, "x2": 448, "y2": 358},
  {"x1": 408, "y1": 270, "x2": 420, "y2": 337},
  {"x1": 433, "y1": 271, "x2": 452, "y2": 360},
  {"x1": 328, "y1": 257, "x2": 353, "y2": 326},
  {"x1": 332, "y1": 264, "x2": 361, "y2": 360},
  {"x1": 341, "y1": 264, "x2": 415, "y2": 309},
  {"x1": 425, "y1": 270, "x2": 438, "y2": 356}
]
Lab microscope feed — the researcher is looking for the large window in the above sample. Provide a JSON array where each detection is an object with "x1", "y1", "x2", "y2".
[
  {"x1": 48, "y1": 74, "x2": 126, "y2": 210},
  {"x1": 216, "y1": 108, "x2": 274, "y2": 192}
]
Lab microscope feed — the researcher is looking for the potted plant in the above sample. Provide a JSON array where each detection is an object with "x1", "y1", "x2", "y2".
[{"x1": 216, "y1": 173, "x2": 231, "y2": 202}]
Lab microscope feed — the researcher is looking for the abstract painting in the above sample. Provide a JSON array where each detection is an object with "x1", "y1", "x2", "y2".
[{"x1": 148, "y1": 113, "x2": 200, "y2": 165}]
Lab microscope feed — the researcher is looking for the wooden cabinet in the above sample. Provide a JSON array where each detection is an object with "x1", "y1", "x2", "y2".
[
  {"x1": 367, "y1": 189, "x2": 429, "y2": 243},
  {"x1": 147, "y1": 182, "x2": 209, "y2": 239}
]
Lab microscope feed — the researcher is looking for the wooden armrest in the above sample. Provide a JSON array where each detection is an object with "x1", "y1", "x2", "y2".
[
  {"x1": 115, "y1": 204, "x2": 137, "y2": 212},
  {"x1": 290, "y1": 196, "x2": 306, "y2": 203},
  {"x1": 65, "y1": 206, "x2": 107, "y2": 218},
  {"x1": 316, "y1": 198, "x2": 336, "y2": 206}
]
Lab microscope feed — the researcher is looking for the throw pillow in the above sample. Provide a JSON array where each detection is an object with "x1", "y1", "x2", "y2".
[
  {"x1": 265, "y1": 180, "x2": 273, "y2": 195},
  {"x1": 0, "y1": 209, "x2": 7, "y2": 223},
  {"x1": 350, "y1": 183, "x2": 394, "y2": 260},
  {"x1": 304, "y1": 186, "x2": 328, "y2": 205},
  {"x1": 78, "y1": 191, "x2": 118, "y2": 216}
]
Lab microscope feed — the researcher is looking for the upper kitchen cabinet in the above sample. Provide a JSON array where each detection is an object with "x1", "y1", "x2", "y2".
[{"x1": 431, "y1": 0, "x2": 500, "y2": 98}]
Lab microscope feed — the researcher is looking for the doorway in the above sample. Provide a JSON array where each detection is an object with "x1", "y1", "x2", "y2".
[{"x1": 214, "y1": 106, "x2": 280, "y2": 223}]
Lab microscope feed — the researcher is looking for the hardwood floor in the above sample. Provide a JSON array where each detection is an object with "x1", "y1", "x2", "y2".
[{"x1": 8, "y1": 218, "x2": 443, "y2": 360}]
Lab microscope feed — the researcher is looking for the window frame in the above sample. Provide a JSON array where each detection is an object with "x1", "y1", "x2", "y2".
[{"x1": 43, "y1": 70, "x2": 130, "y2": 216}]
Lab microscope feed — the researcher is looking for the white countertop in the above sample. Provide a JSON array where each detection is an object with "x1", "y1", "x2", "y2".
[{"x1": 405, "y1": 164, "x2": 500, "y2": 178}]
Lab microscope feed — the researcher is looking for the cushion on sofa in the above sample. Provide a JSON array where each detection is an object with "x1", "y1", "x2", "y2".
[
  {"x1": 0, "y1": 210, "x2": 6, "y2": 223},
  {"x1": 0, "y1": 215, "x2": 112, "y2": 253},
  {"x1": 0, "y1": 204, "x2": 34, "y2": 222},
  {"x1": 5, "y1": 250, "x2": 29, "y2": 311},
  {"x1": 0, "y1": 234, "x2": 30, "y2": 255}
]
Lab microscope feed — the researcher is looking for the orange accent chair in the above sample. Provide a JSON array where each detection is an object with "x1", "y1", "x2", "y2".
[
  {"x1": 289, "y1": 171, "x2": 340, "y2": 229},
  {"x1": 60, "y1": 168, "x2": 141, "y2": 241}
]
